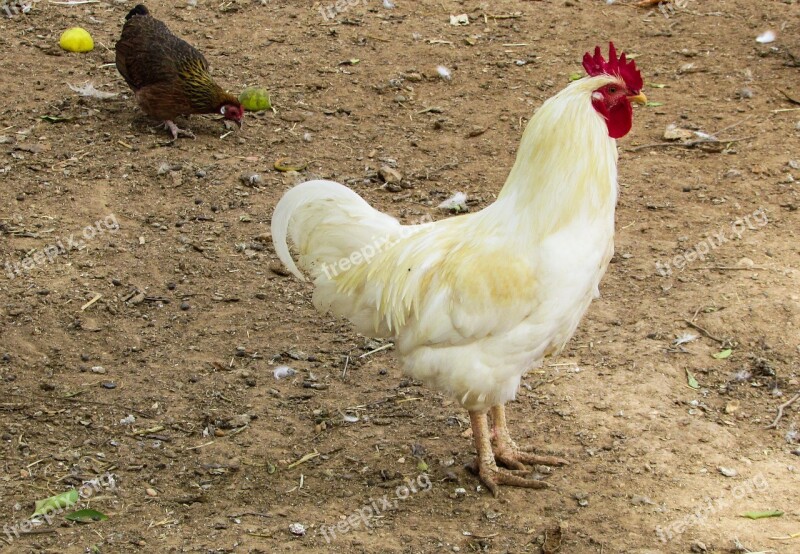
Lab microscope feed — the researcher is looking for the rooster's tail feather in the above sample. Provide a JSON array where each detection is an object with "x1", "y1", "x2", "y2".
[{"x1": 271, "y1": 179, "x2": 401, "y2": 283}]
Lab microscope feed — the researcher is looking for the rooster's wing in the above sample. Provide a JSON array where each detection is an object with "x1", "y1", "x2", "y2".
[{"x1": 115, "y1": 6, "x2": 209, "y2": 91}]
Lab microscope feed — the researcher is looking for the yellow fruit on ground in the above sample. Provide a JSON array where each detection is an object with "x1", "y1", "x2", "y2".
[
  {"x1": 59, "y1": 27, "x2": 94, "y2": 53},
  {"x1": 238, "y1": 87, "x2": 272, "y2": 112}
]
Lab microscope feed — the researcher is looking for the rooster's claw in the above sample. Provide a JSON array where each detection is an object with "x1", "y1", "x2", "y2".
[
  {"x1": 466, "y1": 459, "x2": 550, "y2": 498},
  {"x1": 165, "y1": 120, "x2": 196, "y2": 140}
]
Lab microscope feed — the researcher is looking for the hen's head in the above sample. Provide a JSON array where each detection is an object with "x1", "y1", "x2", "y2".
[
  {"x1": 220, "y1": 101, "x2": 244, "y2": 127},
  {"x1": 583, "y1": 43, "x2": 646, "y2": 139}
]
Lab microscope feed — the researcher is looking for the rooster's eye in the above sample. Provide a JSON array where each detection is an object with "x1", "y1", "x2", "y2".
[{"x1": 607, "y1": 86, "x2": 618, "y2": 94}]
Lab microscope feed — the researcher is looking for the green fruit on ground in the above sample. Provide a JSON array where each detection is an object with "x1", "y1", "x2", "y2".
[{"x1": 238, "y1": 87, "x2": 272, "y2": 112}]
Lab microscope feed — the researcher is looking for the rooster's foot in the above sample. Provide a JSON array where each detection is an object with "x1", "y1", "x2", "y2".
[
  {"x1": 493, "y1": 443, "x2": 570, "y2": 471},
  {"x1": 164, "y1": 120, "x2": 196, "y2": 140},
  {"x1": 490, "y1": 404, "x2": 569, "y2": 470},
  {"x1": 467, "y1": 458, "x2": 549, "y2": 497},
  {"x1": 469, "y1": 409, "x2": 556, "y2": 497}
]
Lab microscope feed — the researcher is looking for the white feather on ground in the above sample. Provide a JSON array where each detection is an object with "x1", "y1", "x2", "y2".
[
  {"x1": 69, "y1": 82, "x2": 118, "y2": 99},
  {"x1": 438, "y1": 192, "x2": 467, "y2": 212}
]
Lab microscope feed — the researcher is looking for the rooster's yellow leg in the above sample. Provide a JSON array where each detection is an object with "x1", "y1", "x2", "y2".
[
  {"x1": 164, "y1": 120, "x2": 196, "y2": 140},
  {"x1": 490, "y1": 404, "x2": 569, "y2": 469},
  {"x1": 468, "y1": 410, "x2": 549, "y2": 497}
]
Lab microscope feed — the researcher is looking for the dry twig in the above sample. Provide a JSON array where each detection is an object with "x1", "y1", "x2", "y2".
[
  {"x1": 630, "y1": 135, "x2": 755, "y2": 152},
  {"x1": 778, "y1": 90, "x2": 800, "y2": 105},
  {"x1": 8, "y1": 392, "x2": 152, "y2": 418},
  {"x1": 683, "y1": 319, "x2": 725, "y2": 344},
  {"x1": 765, "y1": 391, "x2": 800, "y2": 430}
]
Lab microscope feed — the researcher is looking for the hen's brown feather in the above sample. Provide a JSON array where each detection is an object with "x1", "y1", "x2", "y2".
[{"x1": 115, "y1": 4, "x2": 239, "y2": 122}]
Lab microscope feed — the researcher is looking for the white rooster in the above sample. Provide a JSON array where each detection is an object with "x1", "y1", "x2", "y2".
[{"x1": 271, "y1": 44, "x2": 646, "y2": 495}]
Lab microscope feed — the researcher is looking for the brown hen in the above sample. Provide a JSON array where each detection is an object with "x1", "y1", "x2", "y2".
[{"x1": 115, "y1": 4, "x2": 243, "y2": 140}]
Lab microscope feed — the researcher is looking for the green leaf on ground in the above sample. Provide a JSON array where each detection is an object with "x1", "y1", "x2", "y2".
[
  {"x1": 740, "y1": 510, "x2": 783, "y2": 520},
  {"x1": 713, "y1": 349, "x2": 733, "y2": 360},
  {"x1": 31, "y1": 489, "x2": 79, "y2": 518},
  {"x1": 65, "y1": 509, "x2": 108, "y2": 523},
  {"x1": 685, "y1": 368, "x2": 700, "y2": 389}
]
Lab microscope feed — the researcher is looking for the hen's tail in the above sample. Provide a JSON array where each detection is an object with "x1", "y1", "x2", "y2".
[
  {"x1": 125, "y1": 4, "x2": 149, "y2": 20},
  {"x1": 271, "y1": 180, "x2": 401, "y2": 282}
]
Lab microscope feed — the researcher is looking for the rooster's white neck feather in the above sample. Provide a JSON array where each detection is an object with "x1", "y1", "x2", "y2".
[{"x1": 491, "y1": 75, "x2": 622, "y2": 239}]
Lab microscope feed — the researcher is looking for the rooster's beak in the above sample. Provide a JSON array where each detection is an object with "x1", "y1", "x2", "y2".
[{"x1": 628, "y1": 92, "x2": 648, "y2": 105}]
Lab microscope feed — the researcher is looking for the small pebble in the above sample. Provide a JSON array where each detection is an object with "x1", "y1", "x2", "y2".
[
  {"x1": 145, "y1": 487, "x2": 158, "y2": 497},
  {"x1": 269, "y1": 262, "x2": 291, "y2": 277},
  {"x1": 573, "y1": 491, "x2": 589, "y2": 507},
  {"x1": 180, "y1": 301, "x2": 190, "y2": 311},
  {"x1": 285, "y1": 348, "x2": 307, "y2": 361},
  {"x1": 483, "y1": 508, "x2": 500, "y2": 520},
  {"x1": 378, "y1": 165, "x2": 402, "y2": 184},
  {"x1": 239, "y1": 172, "x2": 262, "y2": 186},
  {"x1": 718, "y1": 466, "x2": 738, "y2": 477},
  {"x1": 289, "y1": 522, "x2": 306, "y2": 536},
  {"x1": 101, "y1": 381, "x2": 117, "y2": 389}
]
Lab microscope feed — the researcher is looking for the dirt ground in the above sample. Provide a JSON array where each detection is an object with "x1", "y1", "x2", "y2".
[{"x1": 1, "y1": 0, "x2": 799, "y2": 552}]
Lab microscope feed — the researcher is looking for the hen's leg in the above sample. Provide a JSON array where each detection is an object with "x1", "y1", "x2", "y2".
[
  {"x1": 164, "y1": 120, "x2": 195, "y2": 140},
  {"x1": 490, "y1": 404, "x2": 569, "y2": 469},
  {"x1": 467, "y1": 410, "x2": 549, "y2": 497}
]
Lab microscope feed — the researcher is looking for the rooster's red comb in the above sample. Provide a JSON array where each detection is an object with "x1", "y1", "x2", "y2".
[{"x1": 582, "y1": 42, "x2": 643, "y2": 93}]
